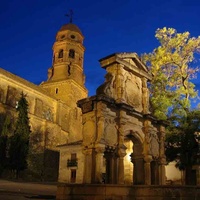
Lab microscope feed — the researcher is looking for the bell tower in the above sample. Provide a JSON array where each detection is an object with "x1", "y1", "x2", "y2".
[{"x1": 41, "y1": 21, "x2": 88, "y2": 107}]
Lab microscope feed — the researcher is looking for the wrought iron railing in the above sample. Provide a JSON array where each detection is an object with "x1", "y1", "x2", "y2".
[{"x1": 67, "y1": 159, "x2": 78, "y2": 167}]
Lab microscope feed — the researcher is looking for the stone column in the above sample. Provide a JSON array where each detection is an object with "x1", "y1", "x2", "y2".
[
  {"x1": 131, "y1": 157, "x2": 136, "y2": 184},
  {"x1": 159, "y1": 125, "x2": 165, "y2": 158},
  {"x1": 142, "y1": 77, "x2": 150, "y2": 114},
  {"x1": 159, "y1": 157, "x2": 166, "y2": 185},
  {"x1": 131, "y1": 155, "x2": 145, "y2": 185},
  {"x1": 144, "y1": 155, "x2": 152, "y2": 185},
  {"x1": 117, "y1": 145, "x2": 126, "y2": 184},
  {"x1": 95, "y1": 146, "x2": 105, "y2": 183},
  {"x1": 83, "y1": 148, "x2": 93, "y2": 183},
  {"x1": 158, "y1": 125, "x2": 166, "y2": 185}
]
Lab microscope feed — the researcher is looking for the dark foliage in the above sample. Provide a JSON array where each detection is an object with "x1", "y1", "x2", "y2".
[
  {"x1": 8, "y1": 92, "x2": 31, "y2": 178},
  {"x1": 0, "y1": 114, "x2": 11, "y2": 176},
  {"x1": 165, "y1": 110, "x2": 200, "y2": 184}
]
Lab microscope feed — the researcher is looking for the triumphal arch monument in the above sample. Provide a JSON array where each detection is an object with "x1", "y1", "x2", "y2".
[{"x1": 77, "y1": 52, "x2": 166, "y2": 186}]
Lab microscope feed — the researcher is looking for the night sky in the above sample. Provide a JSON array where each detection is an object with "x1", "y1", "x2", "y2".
[{"x1": 0, "y1": 0, "x2": 200, "y2": 101}]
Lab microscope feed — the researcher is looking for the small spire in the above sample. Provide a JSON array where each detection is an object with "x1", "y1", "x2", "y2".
[{"x1": 65, "y1": 9, "x2": 73, "y2": 23}]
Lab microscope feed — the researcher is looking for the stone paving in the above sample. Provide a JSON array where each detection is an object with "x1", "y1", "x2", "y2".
[{"x1": 0, "y1": 179, "x2": 57, "y2": 200}]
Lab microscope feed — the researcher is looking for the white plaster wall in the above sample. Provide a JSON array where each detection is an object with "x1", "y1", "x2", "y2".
[{"x1": 165, "y1": 162, "x2": 183, "y2": 184}]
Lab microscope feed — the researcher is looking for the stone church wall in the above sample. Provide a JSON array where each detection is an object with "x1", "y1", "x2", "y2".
[{"x1": 0, "y1": 69, "x2": 69, "y2": 180}]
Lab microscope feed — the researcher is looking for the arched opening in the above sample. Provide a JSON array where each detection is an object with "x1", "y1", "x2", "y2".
[
  {"x1": 69, "y1": 49, "x2": 75, "y2": 58},
  {"x1": 124, "y1": 140, "x2": 133, "y2": 184},
  {"x1": 125, "y1": 132, "x2": 145, "y2": 185},
  {"x1": 58, "y1": 49, "x2": 63, "y2": 58},
  {"x1": 103, "y1": 131, "x2": 145, "y2": 185}
]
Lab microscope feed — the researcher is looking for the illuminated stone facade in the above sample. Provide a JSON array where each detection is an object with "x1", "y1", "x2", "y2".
[{"x1": 77, "y1": 53, "x2": 166, "y2": 185}]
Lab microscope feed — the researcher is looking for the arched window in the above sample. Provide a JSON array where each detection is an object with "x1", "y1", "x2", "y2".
[
  {"x1": 69, "y1": 49, "x2": 75, "y2": 58},
  {"x1": 58, "y1": 49, "x2": 63, "y2": 58}
]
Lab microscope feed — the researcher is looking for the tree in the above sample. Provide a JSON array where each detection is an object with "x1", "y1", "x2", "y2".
[
  {"x1": 165, "y1": 110, "x2": 200, "y2": 185},
  {"x1": 142, "y1": 27, "x2": 200, "y2": 120},
  {"x1": 8, "y1": 93, "x2": 31, "y2": 178},
  {"x1": 0, "y1": 115, "x2": 11, "y2": 176}
]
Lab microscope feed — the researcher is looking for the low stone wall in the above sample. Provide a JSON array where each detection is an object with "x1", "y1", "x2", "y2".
[{"x1": 56, "y1": 184, "x2": 200, "y2": 200}]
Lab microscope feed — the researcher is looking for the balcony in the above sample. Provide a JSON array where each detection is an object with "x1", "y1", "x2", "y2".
[{"x1": 67, "y1": 159, "x2": 78, "y2": 167}]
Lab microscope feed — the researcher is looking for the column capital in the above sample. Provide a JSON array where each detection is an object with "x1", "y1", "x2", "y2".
[
  {"x1": 95, "y1": 146, "x2": 105, "y2": 154},
  {"x1": 118, "y1": 144, "x2": 127, "y2": 157},
  {"x1": 144, "y1": 155, "x2": 153, "y2": 163},
  {"x1": 82, "y1": 148, "x2": 93, "y2": 155},
  {"x1": 158, "y1": 156, "x2": 166, "y2": 165}
]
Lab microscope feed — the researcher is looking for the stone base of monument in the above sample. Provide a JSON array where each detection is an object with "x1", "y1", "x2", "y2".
[{"x1": 56, "y1": 184, "x2": 200, "y2": 200}]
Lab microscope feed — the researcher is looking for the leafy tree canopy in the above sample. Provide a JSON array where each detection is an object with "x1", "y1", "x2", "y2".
[{"x1": 142, "y1": 27, "x2": 200, "y2": 120}]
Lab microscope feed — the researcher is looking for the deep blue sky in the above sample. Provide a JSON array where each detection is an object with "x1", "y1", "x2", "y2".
[{"x1": 0, "y1": 0, "x2": 200, "y2": 99}]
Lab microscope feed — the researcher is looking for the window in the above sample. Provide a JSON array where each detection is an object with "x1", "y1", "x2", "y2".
[
  {"x1": 58, "y1": 49, "x2": 63, "y2": 58},
  {"x1": 55, "y1": 88, "x2": 58, "y2": 94},
  {"x1": 69, "y1": 49, "x2": 75, "y2": 58},
  {"x1": 71, "y1": 153, "x2": 77, "y2": 160},
  {"x1": 70, "y1": 35, "x2": 75, "y2": 39},
  {"x1": 61, "y1": 35, "x2": 65, "y2": 39},
  {"x1": 68, "y1": 63, "x2": 71, "y2": 76},
  {"x1": 71, "y1": 169, "x2": 76, "y2": 183},
  {"x1": 67, "y1": 153, "x2": 78, "y2": 167}
]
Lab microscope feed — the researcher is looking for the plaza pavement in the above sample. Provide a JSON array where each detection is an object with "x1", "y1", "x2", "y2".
[{"x1": 0, "y1": 179, "x2": 57, "y2": 200}]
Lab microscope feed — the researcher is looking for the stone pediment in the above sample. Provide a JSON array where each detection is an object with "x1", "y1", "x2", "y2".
[{"x1": 99, "y1": 53, "x2": 152, "y2": 80}]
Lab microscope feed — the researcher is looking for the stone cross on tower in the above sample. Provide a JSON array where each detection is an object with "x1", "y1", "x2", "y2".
[{"x1": 65, "y1": 9, "x2": 73, "y2": 23}]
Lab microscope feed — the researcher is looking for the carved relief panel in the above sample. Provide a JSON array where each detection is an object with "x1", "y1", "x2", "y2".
[
  {"x1": 82, "y1": 113, "x2": 96, "y2": 146},
  {"x1": 124, "y1": 72, "x2": 142, "y2": 111},
  {"x1": 145, "y1": 128, "x2": 159, "y2": 158},
  {"x1": 104, "y1": 117, "x2": 118, "y2": 146},
  {"x1": 97, "y1": 65, "x2": 143, "y2": 112},
  {"x1": 43, "y1": 108, "x2": 54, "y2": 121}
]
